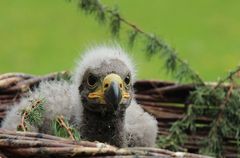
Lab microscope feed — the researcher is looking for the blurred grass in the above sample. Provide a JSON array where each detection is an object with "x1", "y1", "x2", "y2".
[{"x1": 0, "y1": 0, "x2": 240, "y2": 81}]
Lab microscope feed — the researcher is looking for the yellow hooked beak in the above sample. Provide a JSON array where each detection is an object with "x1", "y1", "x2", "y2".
[{"x1": 88, "y1": 73, "x2": 130, "y2": 108}]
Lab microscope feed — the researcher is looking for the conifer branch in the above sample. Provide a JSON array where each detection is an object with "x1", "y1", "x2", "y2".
[
  {"x1": 200, "y1": 84, "x2": 234, "y2": 156},
  {"x1": 158, "y1": 64, "x2": 240, "y2": 156},
  {"x1": 214, "y1": 65, "x2": 240, "y2": 89},
  {"x1": 17, "y1": 98, "x2": 45, "y2": 132},
  {"x1": 52, "y1": 115, "x2": 80, "y2": 141},
  {"x1": 56, "y1": 116, "x2": 75, "y2": 141},
  {"x1": 157, "y1": 104, "x2": 195, "y2": 151},
  {"x1": 77, "y1": 0, "x2": 205, "y2": 85}
]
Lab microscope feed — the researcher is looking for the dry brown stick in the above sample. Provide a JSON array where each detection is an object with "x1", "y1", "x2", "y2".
[
  {"x1": 131, "y1": 147, "x2": 212, "y2": 158},
  {"x1": 132, "y1": 147, "x2": 174, "y2": 155},
  {"x1": 140, "y1": 102, "x2": 185, "y2": 113},
  {"x1": 0, "y1": 129, "x2": 69, "y2": 141},
  {"x1": 135, "y1": 94, "x2": 186, "y2": 103},
  {"x1": 0, "y1": 100, "x2": 16, "y2": 105},
  {"x1": 139, "y1": 84, "x2": 194, "y2": 95},
  {"x1": 0, "y1": 129, "x2": 104, "y2": 147},
  {"x1": 0, "y1": 139, "x2": 75, "y2": 148},
  {"x1": 134, "y1": 80, "x2": 175, "y2": 94},
  {"x1": 0, "y1": 152, "x2": 8, "y2": 158},
  {"x1": 1, "y1": 71, "x2": 69, "y2": 93},
  {"x1": 0, "y1": 73, "x2": 33, "y2": 80},
  {"x1": 6, "y1": 146, "x2": 131, "y2": 157},
  {"x1": 0, "y1": 77, "x2": 26, "y2": 90},
  {"x1": 0, "y1": 111, "x2": 6, "y2": 116},
  {"x1": 142, "y1": 105, "x2": 212, "y2": 123},
  {"x1": 19, "y1": 110, "x2": 28, "y2": 132},
  {"x1": 3, "y1": 77, "x2": 43, "y2": 93},
  {"x1": 136, "y1": 94, "x2": 171, "y2": 103},
  {"x1": 0, "y1": 104, "x2": 10, "y2": 110},
  {"x1": 135, "y1": 80, "x2": 174, "y2": 85},
  {"x1": 0, "y1": 94, "x2": 17, "y2": 99},
  {"x1": 0, "y1": 134, "x2": 75, "y2": 147},
  {"x1": 139, "y1": 100, "x2": 185, "y2": 108}
]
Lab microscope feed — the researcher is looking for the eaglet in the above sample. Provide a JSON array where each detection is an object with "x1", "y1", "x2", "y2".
[{"x1": 2, "y1": 45, "x2": 158, "y2": 147}]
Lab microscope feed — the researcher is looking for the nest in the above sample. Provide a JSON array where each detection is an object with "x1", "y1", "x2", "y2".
[{"x1": 0, "y1": 72, "x2": 218, "y2": 158}]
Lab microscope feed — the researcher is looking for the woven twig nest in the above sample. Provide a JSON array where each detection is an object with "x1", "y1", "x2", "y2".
[
  {"x1": 0, "y1": 129, "x2": 211, "y2": 158},
  {"x1": 0, "y1": 72, "x2": 225, "y2": 157}
]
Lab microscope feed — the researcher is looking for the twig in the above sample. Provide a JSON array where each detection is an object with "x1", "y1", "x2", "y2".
[
  {"x1": 18, "y1": 110, "x2": 28, "y2": 132},
  {"x1": 0, "y1": 71, "x2": 70, "y2": 93},
  {"x1": 214, "y1": 66, "x2": 240, "y2": 89},
  {"x1": 17, "y1": 99, "x2": 44, "y2": 132},
  {"x1": 56, "y1": 115, "x2": 75, "y2": 141},
  {"x1": 0, "y1": 77, "x2": 24, "y2": 90},
  {"x1": 0, "y1": 73, "x2": 33, "y2": 80}
]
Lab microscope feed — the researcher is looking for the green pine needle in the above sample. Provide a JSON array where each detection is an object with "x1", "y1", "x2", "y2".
[
  {"x1": 109, "y1": 8, "x2": 121, "y2": 36},
  {"x1": 52, "y1": 116, "x2": 81, "y2": 141},
  {"x1": 17, "y1": 98, "x2": 45, "y2": 131},
  {"x1": 128, "y1": 29, "x2": 138, "y2": 48},
  {"x1": 26, "y1": 101, "x2": 45, "y2": 126}
]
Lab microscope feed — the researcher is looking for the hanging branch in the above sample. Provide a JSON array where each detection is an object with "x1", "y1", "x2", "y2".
[
  {"x1": 214, "y1": 65, "x2": 240, "y2": 89},
  {"x1": 77, "y1": 0, "x2": 204, "y2": 85},
  {"x1": 200, "y1": 84, "x2": 234, "y2": 157},
  {"x1": 157, "y1": 65, "x2": 240, "y2": 156}
]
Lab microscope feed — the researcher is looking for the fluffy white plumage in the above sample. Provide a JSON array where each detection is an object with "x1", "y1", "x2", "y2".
[
  {"x1": 2, "y1": 81, "x2": 81, "y2": 133},
  {"x1": 73, "y1": 45, "x2": 136, "y2": 84},
  {"x1": 2, "y1": 45, "x2": 158, "y2": 147}
]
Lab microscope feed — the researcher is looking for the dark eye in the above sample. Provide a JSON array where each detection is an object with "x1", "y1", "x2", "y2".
[
  {"x1": 124, "y1": 74, "x2": 131, "y2": 85},
  {"x1": 87, "y1": 74, "x2": 98, "y2": 87}
]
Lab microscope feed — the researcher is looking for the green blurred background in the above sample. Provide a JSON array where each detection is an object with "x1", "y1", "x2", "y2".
[{"x1": 0, "y1": 0, "x2": 240, "y2": 81}]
